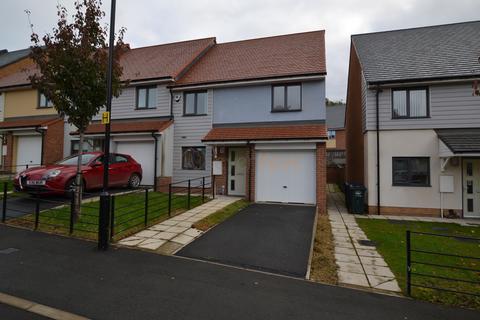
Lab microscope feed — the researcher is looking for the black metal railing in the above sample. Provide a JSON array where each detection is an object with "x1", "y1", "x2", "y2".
[
  {"x1": 0, "y1": 182, "x2": 100, "y2": 238},
  {"x1": 110, "y1": 175, "x2": 214, "y2": 240},
  {"x1": 1, "y1": 175, "x2": 214, "y2": 243},
  {"x1": 406, "y1": 230, "x2": 480, "y2": 299}
]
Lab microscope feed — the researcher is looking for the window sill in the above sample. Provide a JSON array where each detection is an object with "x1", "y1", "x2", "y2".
[
  {"x1": 391, "y1": 116, "x2": 430, "y2": 120},
  {"x1": 183, "y1": 114, "x2": 208, "y2": 117},
  {"x1": 392, "y1": 184, "x2": 431, "y2": 188},
  {"x1": 37, "y1": 106, "x2": 54, "y2": 109},
  {"x1": 271, "y1": 109, "x2": 302, "y2": 113},
  {"x1": 181, "y1": 168, "x2": 206, "y2": 171},
  {"x1": 135, "y1": 107, "x2": 157, "y2": 110}
]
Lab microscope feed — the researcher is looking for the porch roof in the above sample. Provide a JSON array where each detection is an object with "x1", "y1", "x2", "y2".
[
  {"x1": 202, "y1": 124, "x2": 327, "y2": 142},
  {"x1": 0, "y1": 116, "x2": 62, "y2": 131},
  {"x1": 71, "y1": 119, "x2": 173, "y2": 135},
  {"x1": 436, "y1": 128, "x2": 480, "y2": 154}
]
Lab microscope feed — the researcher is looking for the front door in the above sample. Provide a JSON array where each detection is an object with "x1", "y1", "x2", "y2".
[
  {"x1": 228, "y1": 148, "x2": 247, "y2": 196},
  {"x1": 463, "y1": 159, "x2": 480, "y2": 218}
]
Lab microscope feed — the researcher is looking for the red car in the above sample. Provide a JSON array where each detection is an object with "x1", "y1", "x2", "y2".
[{"x1": 14, "y1": 152, "x2": 143, "y2": 195}]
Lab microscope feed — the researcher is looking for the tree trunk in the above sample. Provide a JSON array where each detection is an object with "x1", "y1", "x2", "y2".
[{"x1": 74, "y1": 132, "x2": 84, "y2": 220}]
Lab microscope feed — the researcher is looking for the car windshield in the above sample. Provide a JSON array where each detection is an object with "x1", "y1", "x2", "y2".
[{"x1": 57, "y1": 154, "x2": 98, "y2": 166}]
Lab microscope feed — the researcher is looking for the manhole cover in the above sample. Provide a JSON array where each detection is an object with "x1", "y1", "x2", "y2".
[
  {"x1": 0, "y1": 248, "x2": 19, "y2": 254},
  {"x1": 358, "y1": 239, "x2": 377, "y2": 247}
]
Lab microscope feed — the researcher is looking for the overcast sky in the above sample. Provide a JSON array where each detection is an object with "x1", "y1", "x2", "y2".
[{"x1": 1, "y1": 0, "x2": 478, "y2": 101}]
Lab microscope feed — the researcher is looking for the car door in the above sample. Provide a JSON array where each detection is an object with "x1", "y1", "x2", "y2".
[
  {"x1": 83, "y1": 155, "x2": 104, "y2": 189},
  {"x1": 109, "y1": 154, "x2": 130, "y2": 186}
]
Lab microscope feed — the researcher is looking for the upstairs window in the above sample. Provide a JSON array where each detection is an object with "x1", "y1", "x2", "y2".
[
  {"x1": 272, "y1": 84, "x2": 301, "y2": 112},
  {"x1": 136, "y1": 86, "x2": 157, "y2": 109},
  {"x1": 392, "y1": 88, "x2": 428, "y2": 119},
  {"x1": 392, "y1": 157, "x2": 430, "y2": 187},
  {"x1": 38, "y1": 92, "x2": 53, "y2": 108},
  {"x1": 184, "y1": 91, "x2": 207, "y2": 115}
]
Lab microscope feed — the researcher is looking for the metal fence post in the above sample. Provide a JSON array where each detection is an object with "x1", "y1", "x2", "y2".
[
  {"x1": 187, "y1": 180, "x2": 191, "y2": 210},
  {"x1": 202, "y1": 177, "x2": 205, "y2": 203},
  {"x1": 34, "y1": 192, "x2": 40, "y2": 230},
  {"x1": 69, "y1": 190, "x2": 75, "y2": 234},
  {"x1": 144, "y1": 188, "x2": 149, "y2": 227},
  {"x1": 1, "y1": 181, "x2": 7, "y2": 222},
  {"x1": 406, "y1": 230, "x2": 412, "y2": 297},
  {"x1": 98, "y1": 193, "x2": 111, "y2": 251},
  {"x1": 168, "y1": 184, "x2": 172, "y2": 217},
  {"x1": 110, "y1": 195, "x2": 115, "y2": 241}
]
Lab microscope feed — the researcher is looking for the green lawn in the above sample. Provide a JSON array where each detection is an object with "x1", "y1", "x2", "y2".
[
  {"x1": 7, "y1": 191, "x2": 206, "y2": 241},
  {"x1": 357, "y1": 218, "x2": 480, "y2": 309},
  {"x1": 193, "y1": 199, "x2": 249, "y2": 231},
  {"x1": 0, "y1": 178, "x2": 14, "y2": 193}
]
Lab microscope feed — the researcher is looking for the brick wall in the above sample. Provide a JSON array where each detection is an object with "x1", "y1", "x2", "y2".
[
  {"x1": 43, "y1": 119, "x2": 64, "y2": 165},
  {"x1": 316, "y1": 143, "x2": 327, "y2": 214},
  {"x1": 345, "y1": 45, "x2": 365, "y2": 185},
  {"x1": 368, "y1": 205, "x2": 462, "y2": 218},
  {"x1": 3, "y1": 133, "x2": 14, "y2": 172},
  {"x1": 335, "y1": 129, "x2": 346, "y2": 150},
  {"x1": 156, "y1": 176, "x2": 172, "y2": 192},
  {"x1": 210, "y1": 146, "x2": 228, "y2": 195}
]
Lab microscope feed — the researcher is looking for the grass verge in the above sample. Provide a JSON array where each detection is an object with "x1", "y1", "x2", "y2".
[
  {"x1": 6, "y1": 191, "x2": 206, "y2": 241},
  {"x1": 309, "y1": 213, "x2": 338, "y2": 284},
  {"x1": 357, "y1": 218, "x2": 480, "y2": 309},
  {"x1": 193, "y1": 199, "x2": 249, "y2": 231}
]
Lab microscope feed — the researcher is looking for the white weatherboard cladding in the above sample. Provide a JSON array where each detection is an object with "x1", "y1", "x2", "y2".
[
  {"x1": 94, "y1": 85, "x2": 171, "y2": 121},
  {"x1": 16, "y1": 135, "x2": 42, "y2": 172},
  {"x1": 365, "y1": 82, "x2": 480, "y2": 131},
  {"x1": 365, "y1": 129, "x2": 462, "y2": 210},
  {"x1": 172, "y1": 90, "x2": 213, "y2": 183},
  {"x1": 256, "y1": 149, "x2": 316, "y2": 204}
]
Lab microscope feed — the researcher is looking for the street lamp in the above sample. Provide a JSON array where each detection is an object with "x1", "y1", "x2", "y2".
[{"x1": 98, "y1": 0, "x2": 116, "y2": 250}]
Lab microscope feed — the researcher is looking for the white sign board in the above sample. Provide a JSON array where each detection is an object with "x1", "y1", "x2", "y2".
[
  {"x1": 212, "y1": 160, "x2": 223, "y2": 176},
  {"x1": 439, "y1": 175, "x2": 454, "y2": 193}
]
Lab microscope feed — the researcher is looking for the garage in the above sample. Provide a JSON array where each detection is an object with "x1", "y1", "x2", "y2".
[
  {"x1": 116, "y1": 141, "x2": 155, "y2": 186},
  {"x1": 16, "y1": 135, "x2": 42, "y2": 172},
  {"x1": 256, "y1": 149, "x2": 316, "y2": 204}
]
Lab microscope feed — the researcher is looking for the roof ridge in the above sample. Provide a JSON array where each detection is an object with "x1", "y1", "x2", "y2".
[
  {"x1": 128, "y1": 37, "x2": 216, "y2": 51},
  {"x1": 351, "y1": 20, "x2": 480, "y2": 38},
  {"x1": 217, "y1": 30, "x2": 325, "y2": 45}
]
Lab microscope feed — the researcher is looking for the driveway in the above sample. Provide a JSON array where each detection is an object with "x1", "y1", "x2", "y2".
[{"x1": 176, "y1": 203, "x2": 316, "y2": 277}]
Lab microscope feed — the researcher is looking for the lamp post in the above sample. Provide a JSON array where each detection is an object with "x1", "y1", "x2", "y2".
[{"x1": 98, "y1": 0, "x2": 116, "y2": 250}]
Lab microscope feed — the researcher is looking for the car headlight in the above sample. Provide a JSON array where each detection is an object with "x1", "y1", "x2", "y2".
[{"x1": 45, "y1": 169, "x2": 62, "y2": 179}]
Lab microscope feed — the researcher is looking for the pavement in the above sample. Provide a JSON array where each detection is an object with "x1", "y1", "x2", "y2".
[
  {"x1": 0, "y1": 302, "x2": 49, "y2": 320},
  {"x1": 118, "y1": 196, "x2": 238, "y2": 253},
  {"x1": 0, "y1": 224, "x2": 478, "y2": 320},
  {"x1": 328, "y1": 189, "x2": 401, "y2": 292},
  {"x1": 176, "y1": 203, "x2": 317, "y2": 277}
]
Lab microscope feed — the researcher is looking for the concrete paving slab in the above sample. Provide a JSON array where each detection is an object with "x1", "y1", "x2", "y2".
[{"x1": 338, "y1": 271, "x2": 370, "y2": 287}]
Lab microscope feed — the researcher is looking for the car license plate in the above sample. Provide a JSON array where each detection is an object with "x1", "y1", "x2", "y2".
[{"x1": 26, "y1": 180, "x2": 46, "y2": 186}]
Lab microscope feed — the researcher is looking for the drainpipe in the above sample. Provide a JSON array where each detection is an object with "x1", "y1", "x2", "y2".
[
  {"x1": 151, "y1": 132, "x2": 160, "y2": 191},
  {"x1": 248, "y1": 140, "x2": 252, "y2": 202},
  {"x1": 169, "y1": 89, "x2": 174, "y2": 119},
  {"x1": 35, "y1": 126, "x2": 47, "y2": 166},
  {"x1": 375, "y1": 87, "x2": 382, "y2": 215}
]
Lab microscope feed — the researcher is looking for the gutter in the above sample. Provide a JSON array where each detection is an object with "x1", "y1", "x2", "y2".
[{"x1": 367, "y1": 75, "x2": 480, "y2": 89}]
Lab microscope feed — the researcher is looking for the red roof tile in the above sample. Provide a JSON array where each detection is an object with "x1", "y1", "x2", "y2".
[
  {"x1": 0, "y1": 38, "x2": 215, "y2": 89},
  {"x1": 0, "y1": 116, "x2": 62, "y2": 129},
  {"x1": 75, "y1": 119, "x2": 173, "y2": 135},
  {"x1": 202, "y1": 124, "x2": 327, "y2": 142},
  {"x1": 176, "y1": 31, "x2": 326, "y2": 86}
]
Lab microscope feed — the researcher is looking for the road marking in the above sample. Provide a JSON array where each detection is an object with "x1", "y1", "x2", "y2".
[{"x1": 0, "y1": 292, "x2": 90, "y2": 320}]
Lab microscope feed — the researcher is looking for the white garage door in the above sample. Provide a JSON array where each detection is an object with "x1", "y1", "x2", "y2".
[
  {"x1": 16, "y1": 135, "x2": 42, "y2": 172},
  {"x1": 256, "y1": 150, "x2": 316, "y2": 204},
  {"x1": 116, "y1": 141, "x2": 155, "y2": 186}
]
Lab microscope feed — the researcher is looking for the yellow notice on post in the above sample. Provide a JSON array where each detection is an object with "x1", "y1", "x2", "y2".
[{"x1": 101, "y1": 111, "x2": 110, "y2": 124}]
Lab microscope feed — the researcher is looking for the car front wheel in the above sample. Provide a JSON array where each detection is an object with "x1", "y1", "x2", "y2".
[{"x1": 128, "y1": 173, "x2": 141, "y2": 189}]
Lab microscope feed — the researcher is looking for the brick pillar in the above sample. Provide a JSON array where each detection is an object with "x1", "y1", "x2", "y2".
[
  {"x1": 156, "y1": 176, "x2": 172, "y2": 192},
  {"x1": 316, "y1": 142, "x2": 327, "y2": 214},
  {"x1": 246, "y1": 144, "x2": 255, "y2": 202},
  {"x1": 4, "y1": 133, "x2": 14, "y2": 172},
  {"x1": 42, "y1": 119, "x2": 64, "y2": 165},
  {"x1": 212, "y1": 146, "x2": 228, "y2": 195}
]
